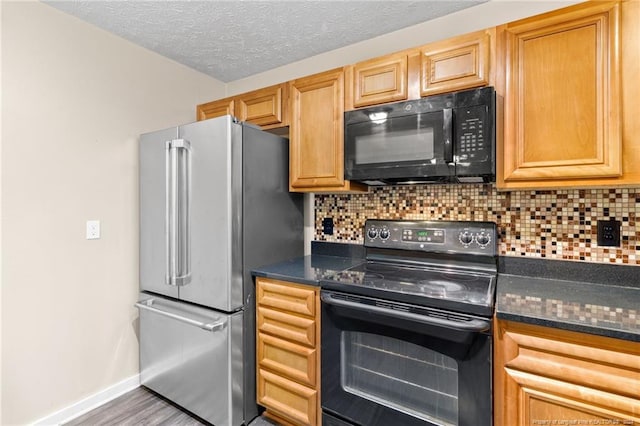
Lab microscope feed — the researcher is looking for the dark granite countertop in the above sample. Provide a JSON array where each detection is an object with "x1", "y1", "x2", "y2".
[
  {"x1": 497, "y1": 258, "x2": 640, "y2": 342},
  {"x1": 253, "y1": 242, "x2": 640, "y2": 343},
  {"x1": 252, "y1": 254, "x2": 365, "y2": 286}
]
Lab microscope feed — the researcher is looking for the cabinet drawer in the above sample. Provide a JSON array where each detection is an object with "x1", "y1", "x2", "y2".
[
  {"x1": 258, "y1": 368, "x2": 318, "y2": 426},
  {"x1": 258, "y1": 333, "x2": 317, "y2": 387},
  {"x1": 257, "y1": 306, "x2": 315, "y2": 347},
  {"x1": 257, "y1": 278, "x2": 316, "y2": 317}
]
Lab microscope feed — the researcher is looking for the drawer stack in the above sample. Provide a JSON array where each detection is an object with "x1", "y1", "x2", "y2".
[{"x1": 256, "y1": 277, "x2": 321, "y2": 426}]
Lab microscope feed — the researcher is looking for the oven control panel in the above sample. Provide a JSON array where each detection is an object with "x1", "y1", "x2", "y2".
[{"x1": 364, "y1": 219, "x2": 497, "y2": 256}]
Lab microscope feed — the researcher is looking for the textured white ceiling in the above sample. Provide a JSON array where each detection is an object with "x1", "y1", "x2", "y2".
[{"x1": 43, "y1": 1, "x2": 487, "y2": 83}]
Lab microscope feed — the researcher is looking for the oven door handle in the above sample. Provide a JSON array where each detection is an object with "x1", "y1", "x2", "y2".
[{"x1": 321, "y1": 292, "x2": 491, "y2": 333}]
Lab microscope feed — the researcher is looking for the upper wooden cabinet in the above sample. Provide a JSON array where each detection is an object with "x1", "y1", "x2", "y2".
[
  {"x1": 494, "y1": 320, "x2": 640, "y2": 426},
  {"x1": 196, "y1": 83, "x2": 288, "y2": 130},
  {"x1": 497, "y1": 0, "x2": 640, "y2": 189},
  {"x1": 345, "y1": 30, "x2": 493, "y2": 111},
  {"x1": 420, "y1": 28, "x2": 493, "y2": 97},
  {"x1": 197, "y1": 98, "x2": 234, "y2": 121},
  {"x1": 289, "y1": 68, "x2": 367, "y2": 193},
  {"x1": 345, "y1": 51, "x2": 412, "y2": 109}
]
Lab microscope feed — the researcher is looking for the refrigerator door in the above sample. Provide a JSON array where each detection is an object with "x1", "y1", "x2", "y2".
[
  {"x1": 139, "y1": 116, "x2": 242, "y2": 311},
  {"x1": 140, "y1": 127, "x2": 180, "y2": 300},
  {"x1": 177, "y1": 116, "x2": 243, "y2": 311},
  {"x1": 137, "y1": 294, "x2": 243, "y2": 426}
]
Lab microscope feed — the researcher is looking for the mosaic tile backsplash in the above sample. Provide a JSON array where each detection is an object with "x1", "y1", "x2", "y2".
[{"x1": 314, "y1": 185, "x2": 640, "y2": 265}]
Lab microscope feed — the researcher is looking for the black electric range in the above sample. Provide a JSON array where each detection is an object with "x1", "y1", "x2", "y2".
[{"x1": 321, "y1": 219, "x2": 498, "y2": 317}]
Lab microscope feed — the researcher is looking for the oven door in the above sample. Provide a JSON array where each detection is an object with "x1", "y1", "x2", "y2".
[{"x1": 321, "y1": 290, "x2": 492, "y2": 426}]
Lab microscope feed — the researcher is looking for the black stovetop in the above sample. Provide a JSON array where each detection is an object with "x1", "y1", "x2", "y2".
[{"x1": 321, "y1": 220, "x2": 499, "y2": 317}]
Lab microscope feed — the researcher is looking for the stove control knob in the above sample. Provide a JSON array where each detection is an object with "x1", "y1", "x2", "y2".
[
  {"x1": 379, "y1": 228, "x2": 390, "y2": 240},
  {"x1": 476, "y1": 231, "x2": 491, "y2": 247},
  {"x1": 459, "y1": 231, "x2": 474, "y2": 246},
  {"x1": 367, "y1": 228, "x2": 379, "y2": 239}
]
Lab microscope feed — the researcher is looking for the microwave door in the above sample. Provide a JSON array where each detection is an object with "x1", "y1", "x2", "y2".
[{"x1": 344, "y1": 111, "x2": 452, "y2": 182}]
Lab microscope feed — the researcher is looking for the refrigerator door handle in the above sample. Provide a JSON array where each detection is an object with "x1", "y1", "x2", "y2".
[
  {"x1": 165, "y1": 139, "x2": 191, "y2": 286},
  {"x1": 135, "y1": 299, "x2": 226, "y2": 332}
]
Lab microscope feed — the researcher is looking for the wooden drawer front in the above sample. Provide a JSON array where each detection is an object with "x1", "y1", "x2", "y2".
[
  {"x1": 352, "y1": 54, "x2": 408, "y2": 107},
  {"x1": 196, "y1": 98, "x2": 234, "y2": 121},
  {"x1": 257, "y1": 306, "x2": 315, "y2": 347},
  {"x1": 235, "y1": 84, "x2": 287, "y2": 128},
  {"x1": 503, "y1": 327, "x2": 640, "y2": 399},
  {"x1": 496, "y1": 320, "x2": 640, "y2": 425},
  {"x1": 421, "y1": 29, "x2": 490, "y2": 97},
  {"x1": 258, "y1": 333, "x2": 316, "y2": 387},
  {"x1": 257, "y1": 278, "x2": 316, "y2": 317},
  {"x1": 258, "y1": 368, "x2": 318, "y2": 426}
]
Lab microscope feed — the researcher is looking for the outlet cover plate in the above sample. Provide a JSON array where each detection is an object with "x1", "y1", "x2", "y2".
[{"x1": 597, "y1": 219, "x2": 620, "y2": 247}]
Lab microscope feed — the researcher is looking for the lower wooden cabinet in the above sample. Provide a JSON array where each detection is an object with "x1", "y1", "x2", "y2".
[
  {"x1": 495, "y1": 319, "x2": 640, "y2": 426},
  {"x1": 256, "y1": 277, "x2": 321, "y2": 426}
]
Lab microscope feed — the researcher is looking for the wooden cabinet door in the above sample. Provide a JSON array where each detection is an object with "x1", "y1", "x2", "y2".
[
  {"x1": 196, "y1": 98, "x2": 234, "y2": 121},
  {"x1": 498, "y1": 1, "x2": 622, "y2": 186},
  {"x1": 289, "y1": 68, "x2": 367, "y2": 193},
  {"x1": 350, "y1": 52, "x2": 408, "y2": 108},
  {"x1": 494, "y1": 320, "x2": 640, "y2": 426},
  {"x1": 235, "y1": 84, "x2": 288, "y2": 129},
  {"x1": 420, "y1": 29, "x2": 492, "y2": 97}
]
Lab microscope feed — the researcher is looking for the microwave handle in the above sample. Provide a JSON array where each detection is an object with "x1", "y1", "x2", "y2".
[{"x1": 443, "y1": 108, "x2": 454, "y2": 166}]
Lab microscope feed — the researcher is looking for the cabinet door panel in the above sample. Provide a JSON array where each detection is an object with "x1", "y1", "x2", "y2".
[
  {"x1": 258, "y1": 333, "x2": 317, "y2": 387},
  {"x1": 421, "y1": 29, "x2": 491, "y2": 96},
  {"x1": 500, "y1": 2, "x2": 621, "y2": 183},
  {"x1": 289, "y1": 68, "x2": 345, "y2": 190},
  {"x1": 495, "y1": 320, "x2": 640, "y2": 426},
  {"x1": 235, "y1": 84, "x2": 288, "y2": 128},
  {"x1": 196, "y1": 98, "x2": 234, "y2": 121},
  {"x1": 352, "y1": 54, "x2": 408, "y2": 107},
  {"x1": 258, "y1": 369, "x2": 318, "y2": 426}
]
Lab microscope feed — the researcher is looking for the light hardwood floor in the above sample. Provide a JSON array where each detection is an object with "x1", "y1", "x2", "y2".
[{"x1": 63, "y1": 387, "x2": 278, "y2": 426}]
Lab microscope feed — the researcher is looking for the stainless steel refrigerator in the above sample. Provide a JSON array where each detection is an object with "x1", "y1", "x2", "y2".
[{"x1": 136, "y1": 115, "x2": 303, "y2": 426}]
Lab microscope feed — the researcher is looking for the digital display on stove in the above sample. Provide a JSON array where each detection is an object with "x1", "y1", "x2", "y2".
[{"x1": 402, "y1": 228, "x2": 445, "y2": 243}]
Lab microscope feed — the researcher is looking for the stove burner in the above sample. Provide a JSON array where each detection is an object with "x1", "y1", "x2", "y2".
[
  {"x1": 440, "y1": 272, "x2": 482, "y2": 282},
  {"x1": 416, "y1": 280, "x2": 466, "y2": 297}
]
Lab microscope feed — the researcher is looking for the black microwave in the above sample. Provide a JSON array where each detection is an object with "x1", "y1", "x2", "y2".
[{"x1": 344, "y1": 86, "x2": 496, "y2": 185}]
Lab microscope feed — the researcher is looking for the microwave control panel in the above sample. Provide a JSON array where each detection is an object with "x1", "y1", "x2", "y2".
[{"x1": 455, "y1": 105, "x2": 488, "y2": 161}]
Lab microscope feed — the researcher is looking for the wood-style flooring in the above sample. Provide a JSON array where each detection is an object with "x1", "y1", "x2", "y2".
[{"x1": 63, "y1": 387, "x2": 278, "y2": 426}]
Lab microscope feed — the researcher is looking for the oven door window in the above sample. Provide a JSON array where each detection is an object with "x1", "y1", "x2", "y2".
[
  {"x1": 342, "y1": 331, "x2": 458, "y2": 426},
  {"x1": 321, "y1": 291, "x2": 492, "y2": 426}
]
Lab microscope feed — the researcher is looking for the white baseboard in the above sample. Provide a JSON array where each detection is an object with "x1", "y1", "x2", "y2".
[{"x1": 33, "y1": 374, "x2": 140, "y2": 426}]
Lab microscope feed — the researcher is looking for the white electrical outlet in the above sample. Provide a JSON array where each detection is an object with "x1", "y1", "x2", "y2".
[{"x1": 86, "y1": 220, "x2": 100, "y2": 240}]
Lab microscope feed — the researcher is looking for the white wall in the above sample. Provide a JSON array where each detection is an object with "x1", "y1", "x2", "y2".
[
  {"x1": 0, "y1": 2, "x2": 224, "y2": 424},
  {"x1": 227, "y1": 0, "x2": 583, "y2": 95}
]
